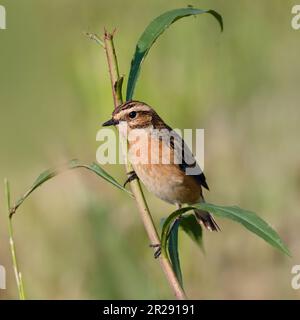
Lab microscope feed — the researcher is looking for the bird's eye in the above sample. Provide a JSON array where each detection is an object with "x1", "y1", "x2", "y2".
[{"x1": 128, "y1": 111, "x2": 137, "y2": 119}]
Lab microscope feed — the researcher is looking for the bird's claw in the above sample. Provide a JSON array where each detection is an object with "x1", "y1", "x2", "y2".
[
  {"x1": 123, "y1": 170, "x2": 138, "y2": 188},
  {"x1": 149, "y1": 244, "x2": 161, "y2": 259}
]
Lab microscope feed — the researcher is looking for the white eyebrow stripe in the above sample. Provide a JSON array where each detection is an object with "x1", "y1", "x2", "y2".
[{"x1": 132, "y1": 105, "x2": 151, "y2": 112}]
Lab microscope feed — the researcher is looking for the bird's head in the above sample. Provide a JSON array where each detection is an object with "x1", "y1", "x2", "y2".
[{"x1": 102, "y1": 101, "x2": 166, "y2": 132}]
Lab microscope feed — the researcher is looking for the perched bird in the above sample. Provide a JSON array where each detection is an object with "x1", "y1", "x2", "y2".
[{"x1": 103, "y1": 100, "x2": 220, "y2": 232}]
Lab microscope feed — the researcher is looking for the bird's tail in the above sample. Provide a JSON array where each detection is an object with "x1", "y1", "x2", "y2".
[{"x1": 194, "y1": 209, "x2": 220, "y2": 232}]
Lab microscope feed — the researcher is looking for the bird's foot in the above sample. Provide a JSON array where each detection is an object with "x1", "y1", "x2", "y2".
[
  {"x1": 123, "y1": 170, "x2": 138, "y2": 188},
  {"x1": 149, "y1": 244, "x2": 161, "y2": 259}
]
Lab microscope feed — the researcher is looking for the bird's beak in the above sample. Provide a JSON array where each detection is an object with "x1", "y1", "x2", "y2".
[{"x1": 102, "y1": 118, "x2": 119, "y2": 126}]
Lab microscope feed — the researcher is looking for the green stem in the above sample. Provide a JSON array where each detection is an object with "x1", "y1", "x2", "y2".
[
  {"x1": 102, "y1": 30, "x2": 187, "y2": 300},
  {"x1": 4, "y1": 179, "x2": 26, "y2": 300}
]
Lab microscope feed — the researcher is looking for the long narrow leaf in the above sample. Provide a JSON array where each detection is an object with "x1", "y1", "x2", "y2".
[
  {"x1": 12, "y1": 168, "x2": 59, "y2": 213},
  {"x1": 10, "y1": 160, "x2": 132, "y2": 216},
  {"x1": 126, "y1": 7, "x2": 223, "y2": 100},
  {"x1": 168, "y1": 219, "x2": 183, "y2": 286},
  {"x1": 180, "y1": 214, "x2": 204, "y2": 252},
  {"x1": 195, "y1": 203, "x2": 291, "y2": 257},
  {"x1": 161, "y1": 207, "x2": 191, "y2": 256},
  {"x1": 79, "y1": 162, "x2": 131, "y2": 194},
  {"x1": 161, "y1": 203, "x2": 290, "y2": 257}
]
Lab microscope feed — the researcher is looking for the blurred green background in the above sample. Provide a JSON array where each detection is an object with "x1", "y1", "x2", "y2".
[{"x1": 0, "y1": 0, "x2": 300, "y2": 299}]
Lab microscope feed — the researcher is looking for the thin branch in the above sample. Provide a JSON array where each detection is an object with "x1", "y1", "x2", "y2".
[
  {"x1": 4, "y1": 179, "x2": 26, "y2": 300},
  {"x1": 85, "y1": 32, "x2": 105, "y2": 48},
  {"x1": 102, "y1": 30, "x2": 187, "y2": 300}
]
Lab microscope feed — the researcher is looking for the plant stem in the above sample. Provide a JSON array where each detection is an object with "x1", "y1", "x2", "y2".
[
  {"x1": 4, "y1": 179, "x2": 26, "y2": 300},
  {"x1": 103, "y1": 30, "x2": 187, "y2": 300},
  {"x1": 104, "y1": 29, "x2": 123, "y2": 106}
]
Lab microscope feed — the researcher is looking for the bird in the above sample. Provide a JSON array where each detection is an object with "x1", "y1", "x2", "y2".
[{"x1": 102, "y1": 100, "x2": 220, "y2": 232}]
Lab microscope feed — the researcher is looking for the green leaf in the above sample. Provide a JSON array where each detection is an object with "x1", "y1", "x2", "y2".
[
  {"x1": 12, "y1": 168, "x2": 60, "y2": 212},
  {"x1": 161, "y1": 207, "x2": 188, "y2": 256},
  {"x1": 10, "y1": 160, "x2": 132, "y2": 217},
  {"x1": 168, "y1": 219, "x2": 183, "y2": 287},
  {"x1": 126, "y1": 7, "x2": 223, "y2": 100},
  {"x1": 161, "y1": 203, "x2": 290, "y2": 258},
  {"x1": 79, "y1": 162, "x2": 132, "y2": 195},
  {"x1": 180, "y1": 214, "x2": 204, "y2": 252},
  {"x1": 195, "y1": 203, "x2": 291, "y2": 257},
  {"x1": 114, "y1": 76, "x2": 124, "y2": 103}
]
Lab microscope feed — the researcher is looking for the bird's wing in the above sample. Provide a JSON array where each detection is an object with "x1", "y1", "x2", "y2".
[{"x1": 155, "y1": 127, "x2": 209, "y2": 190}]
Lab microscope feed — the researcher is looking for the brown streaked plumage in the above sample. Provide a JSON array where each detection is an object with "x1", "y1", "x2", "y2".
[{"x1": 103, "y1": 100, "x2": 220, "y2": 231}]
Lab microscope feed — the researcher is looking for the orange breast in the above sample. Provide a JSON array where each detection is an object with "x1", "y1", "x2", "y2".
[{"x1": 128, "y1": 133, "x2": 202, "y2": 204}]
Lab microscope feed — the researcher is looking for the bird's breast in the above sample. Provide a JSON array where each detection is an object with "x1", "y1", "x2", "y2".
[{"x1": 128, "y1": 134, "x2": 202, "y2": 204}]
